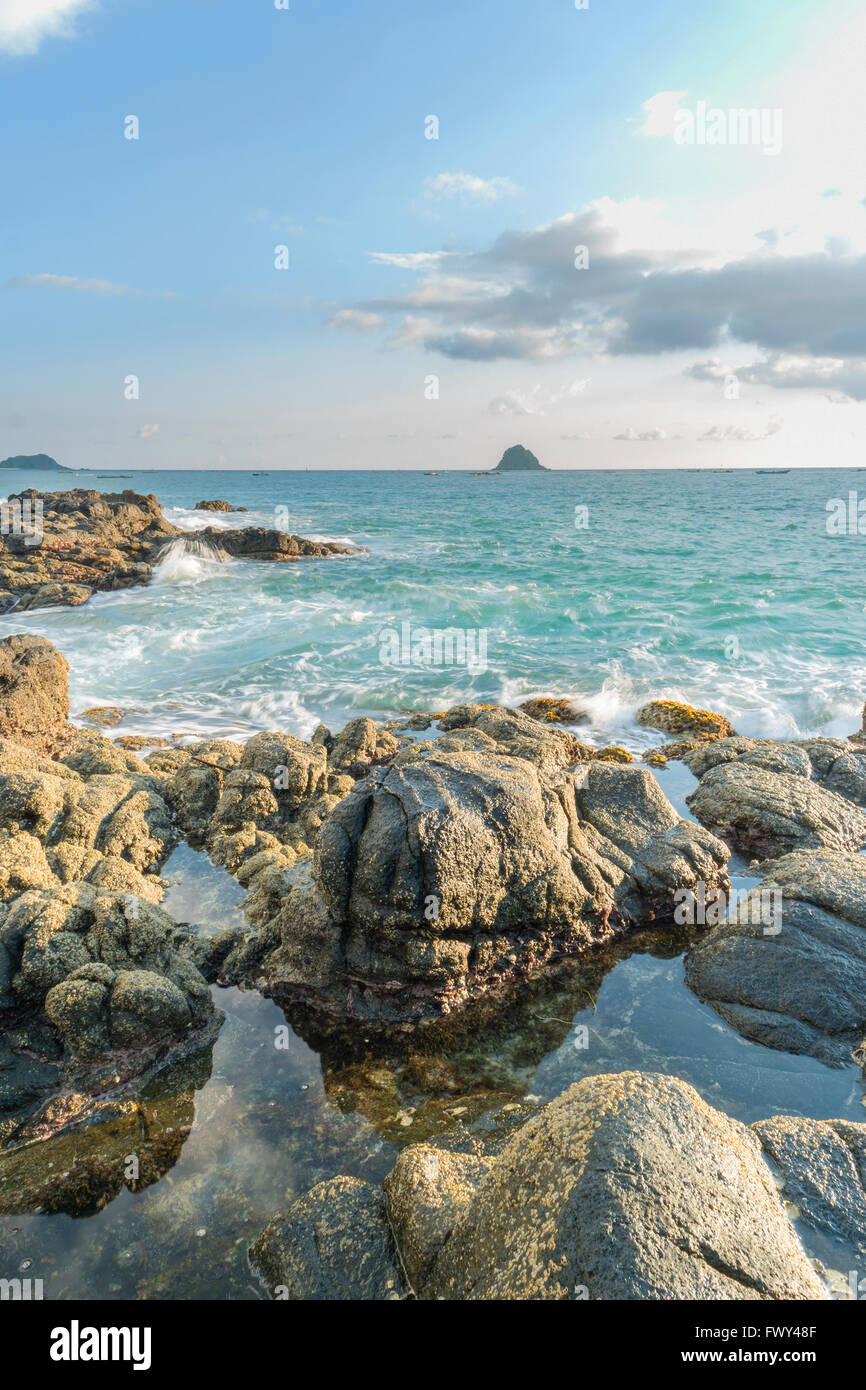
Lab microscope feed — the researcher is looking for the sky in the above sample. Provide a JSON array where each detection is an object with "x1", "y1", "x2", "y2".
[{"x1": 2, "y1": 0, "x2": 866, "y2": 470}]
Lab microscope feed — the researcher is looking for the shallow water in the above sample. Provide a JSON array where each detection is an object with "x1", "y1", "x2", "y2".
[
  {"x1": 1, "y1": 821, "x2": 863, "y2": 1300},
  {"x1": 2, "y1": 468, "x2": 866, "y2": 1297},
  {"x1": 5, "y1": 466, "x2": 866, "y2": 747}
]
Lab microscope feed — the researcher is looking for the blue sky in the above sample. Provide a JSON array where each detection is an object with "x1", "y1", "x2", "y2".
[{"x1": 2, "y1": 0, "x2": 865, "y2": 468}]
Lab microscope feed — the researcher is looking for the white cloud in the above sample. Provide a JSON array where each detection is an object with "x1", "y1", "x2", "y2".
[
  {"x1": 368, "y1": 251, "x2": 452, "y2": 270},
  {"x1": 489, "y1": 379, "x2": 588, "y2": 415},
  {"x1": 615, "y1": 426, "x2": 668, "y2": 441},
  {"x1": 424, "y1": 172, "x2": 521, "y2": 202},
  {"x1": 0, "y1": 0, "x2": 94, "y2": 55},
  {"x1": 637, "y1": 91, "x2": 688, "y2": 138},
  {"x1": 8, "y1": 272, "x2": 175, "y2": 298},
  {"x1": 327, "y1": 309, "x2": 383, "y2": 332},
  {"x1": 700, "y1": 417, "x2": 783, "y2": 442},
  {"x1": 136, "y1": 424, "x2": 159, "y2": 440}
]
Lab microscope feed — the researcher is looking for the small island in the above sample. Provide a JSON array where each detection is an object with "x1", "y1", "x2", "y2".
[
  {"x1": 493, "y1": 445, "x2": 547, "y2": 472},
  {"x1": 0, "y1": 454, "x2": 70, "y2": 471}
]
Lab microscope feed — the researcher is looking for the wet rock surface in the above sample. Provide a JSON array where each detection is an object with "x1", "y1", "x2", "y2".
[
  {"x1": 236, "y1": 748, "x2": 728, "y2": 1028},
  {"x1": 252, "y1": 1072, "x2": 828, "y2": 1300},
  {"x1": 0, "y1": 488, "x2": 355, "y2": 612},
  {"x1": 685, "y1": 850, "x2": 866, "y2": 1065}
]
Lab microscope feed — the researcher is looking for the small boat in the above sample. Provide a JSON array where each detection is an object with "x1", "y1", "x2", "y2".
[
  {"x1": 755, "y1": 469, "x2": 790, "y2": 474},
  {"x1": 252, "y1": 471, "x2": 269, "y2": 476},
  {"x1": 424, "y1": 471, "x2": 438, "y2": 476}
]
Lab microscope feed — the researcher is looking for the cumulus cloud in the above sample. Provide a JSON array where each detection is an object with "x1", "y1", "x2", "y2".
[
  {"x1": 8, "y1": 272, "x2": 175, "y2": 298},
  {"x1": 424, "y1": 172, "x2": 521, "y2": 202},
  {"x1": 331, "y1": 202, "x2": 866, "y2": 390},
  {"x1": 0, "y1": 0, "x2": 94, "y2": 55},
  {"x1": 688, "y1": 352, "x2": 866, "y2": 402}
]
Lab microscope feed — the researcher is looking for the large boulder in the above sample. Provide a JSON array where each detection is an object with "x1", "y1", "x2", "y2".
[
  {"x1": 0, "y1": 634, "x2": 70, "y2": 754},
  {"x1": 686, "y1": 760, "x2": 866, "y2": 858},
  {"x1": 252, "y1": 1073, "x2": 827, "y2": 1300},
  {"x1": 241, "y1": 751, "x2": 728, "y2": 1027},
  {"x1": 685, "y1": 850, "x2": 866, "y2": 1064}
]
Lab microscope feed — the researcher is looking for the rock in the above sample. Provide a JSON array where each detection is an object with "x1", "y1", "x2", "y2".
[
  {"x1": 2, "y1": 879, "x2": 215, "y2": 1058},
  {"x1": 752, "y1": 1115, "x2": 866, "y2": 1269},
  {"x1": 241, "y1": 732, "x2": 328, "y2": 811},
  {"x1": 383, "y1": 1145, "x2": 492, "y2": 1289},
  {"x1": 686, "y1": 850, "x2": 866, "y2": 1063},
  {"x1": 108, "y1": 969, "x2": 191, "y2": 1049},
  {"x1": 424, "y1": 1072, "x2": 826, "y2": 1300},
  {"x1": 684, "y1": 735, "x2": 866, "y2": 809},
  {"x1": 0, "y1": 488, "x2": 356, "y2": 611},
  {"x1": 432, "y1": 704, "x2": 591, "y2": 775},
  {"x1": 0, "y1": 634, "x2": 70, "y2": 753},
  {"x1": 518, "y1": 696, "x2": 584, "y2": 725},
  {"x1": 244, "y1": 751, "x2": 728, "y2": 1027},
  {"x1": 255, "y1": 1073, "x2": 827, "y2": 1300},
  {"x1": 686, "y1": 760, "x2": 866, "y2": 857},
  {"x1": 637, "y1": 699, "x2": 733, "y2": 741},
  {"x1": 492, "y1": 445, "x2": 547, "y2": 472},
  {"x1": 194, "y1": 499, "x2": 247, "y2": 512},
  {"x1": 250, "y1": 1176, "x2": 406, "y2": 1300},
  {"x1": 326, "y1": 717, "x2": 398, "y2": 777},
  {"x1": 593, "y1": 745, "x2": 634, "y2": 763}
]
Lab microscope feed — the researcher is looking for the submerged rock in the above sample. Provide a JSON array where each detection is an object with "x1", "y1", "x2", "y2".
[
  {"x1": 685, "y1": 850, "x2": 866, "y2": 1064},
  {"x1": 252, "y1": 1072, "x2": 827, "y2": 1300}
]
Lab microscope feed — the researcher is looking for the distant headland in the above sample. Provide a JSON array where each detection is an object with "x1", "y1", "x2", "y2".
[
  {"x1": 493, "y1": 445, "x2": 547, "y2": 472},
  {"x1": 0, "y1": 454, "x2": 70, "y2": 471}
]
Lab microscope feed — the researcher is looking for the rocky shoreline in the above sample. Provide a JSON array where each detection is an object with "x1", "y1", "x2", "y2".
[
  {"x1": 0, "y1": 488, "x2": 356, "y2": 613},
  {"x1": 3, "y1": 566, "x2": 866, "y2": 1295}
]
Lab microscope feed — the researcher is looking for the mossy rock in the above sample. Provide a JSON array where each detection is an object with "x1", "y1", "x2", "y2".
[
  {"x1": 593, "y1": 746, "x2": 634, "y2": 764},
  {"x1": 519, "y1": 697, "x2": 583, "y2": 725},
  {"x1": 78, "y1": 706, "x2": 126, "y2": 728},
  {"x1": 636, "y1": 700, "x2": 733, "y2": 742}
]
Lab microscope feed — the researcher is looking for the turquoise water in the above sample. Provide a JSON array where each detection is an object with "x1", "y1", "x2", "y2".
[
  {"x1": 4, "y1": 466, "x2": 866, "y2": 747},
  {"x1": 3, "y1": 467, "x2": 866, "y2": 1297}
]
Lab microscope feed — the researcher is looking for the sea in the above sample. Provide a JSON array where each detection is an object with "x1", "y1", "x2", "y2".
[
  {"x1": 3, "y1": 465, "x2": 866, "y2": 749},
  {"x1": 2, "y1": 464, "x2": 865, "y2": 1299}
]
